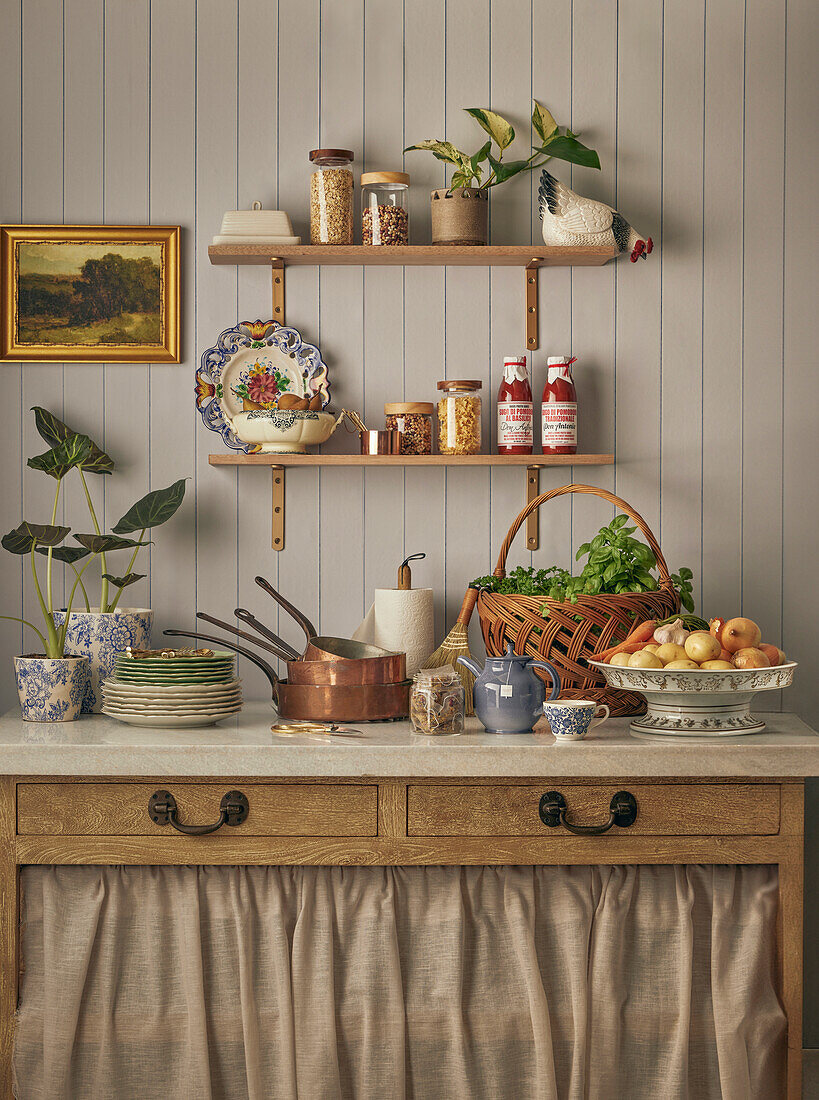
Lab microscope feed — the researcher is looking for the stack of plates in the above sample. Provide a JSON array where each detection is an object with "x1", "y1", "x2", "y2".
[
  {"x1": 212, "y1": 205, "x2": 300, "y2": 245},
  {"x1": 102, "y1": 652, "x2": 242, "y2": 727}
]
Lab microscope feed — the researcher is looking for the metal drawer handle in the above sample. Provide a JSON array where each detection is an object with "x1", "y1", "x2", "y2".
[
  {"x1": 539, "y1": 790, "x2": 638, "y2": 835},
  {"x1": 148, "y1": 790, "x2": 250, "y2": 835}
]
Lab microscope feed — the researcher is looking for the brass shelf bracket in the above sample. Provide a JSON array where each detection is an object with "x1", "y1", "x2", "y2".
[
  {"x1": 526, "y1": 466, "x2": 540, "y2": 550},
  {"x1": 271, "y1": 466, "x2": 285, "y2": 550},
  {"x1": 525, "y1": 261, "x2": 539, "y2": 352},
  {"x1": 271, "y1": 258, "x2": 285, "y2": 324}
]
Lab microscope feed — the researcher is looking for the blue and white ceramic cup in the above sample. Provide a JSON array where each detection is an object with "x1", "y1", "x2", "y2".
[{"x1": 541, "y1": 699, "x2": 610, "y2": 741}]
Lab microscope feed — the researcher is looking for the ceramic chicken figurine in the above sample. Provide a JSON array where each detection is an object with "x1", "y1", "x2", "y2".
[{"x1": 538, "y1": 169, "x2": 652, "y2": 261}]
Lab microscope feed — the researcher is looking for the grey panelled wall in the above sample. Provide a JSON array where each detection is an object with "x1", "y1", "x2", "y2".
[{"x1": 1, "y1": 0, "x2": 818, "y2": 1035}]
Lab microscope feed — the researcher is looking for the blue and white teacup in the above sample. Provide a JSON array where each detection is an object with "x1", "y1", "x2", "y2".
[{"x1": 541, "y1": 699, "x2": 609, "y2": 741}]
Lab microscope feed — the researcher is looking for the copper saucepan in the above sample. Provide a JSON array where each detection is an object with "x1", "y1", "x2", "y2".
[{"x1": 163, "y1": 629, "x2": 409, "y2": 720}]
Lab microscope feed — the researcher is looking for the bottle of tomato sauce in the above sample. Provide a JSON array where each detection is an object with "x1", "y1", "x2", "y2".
[
  {"x1": 541, "y1": 356, "x2": 577, "y2": 455},
  {"x1": 497, "y1": 355, "x2": 533, "y2": 455}
]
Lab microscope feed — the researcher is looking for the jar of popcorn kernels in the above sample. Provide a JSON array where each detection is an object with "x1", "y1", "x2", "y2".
[{"x1": 437, "y1": 380, "x2": 482, "y2": 455}]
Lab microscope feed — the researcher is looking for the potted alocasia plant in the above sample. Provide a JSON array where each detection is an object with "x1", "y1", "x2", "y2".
[
  {"x1": 6, "y1": 407, "x2": 186, "y2": 713},
  {"x1": 405, "y1": 100, "x2": 600, "y2": 245}
]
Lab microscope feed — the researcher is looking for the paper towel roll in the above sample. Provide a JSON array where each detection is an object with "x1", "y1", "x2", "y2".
[{"x1": 353, "y1": 588, "x2": 435, "y2": 677}]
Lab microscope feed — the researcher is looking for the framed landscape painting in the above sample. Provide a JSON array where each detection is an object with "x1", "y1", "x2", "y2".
[{"x1": 1, "y1": 225, "x2": 180, "y2": 362}]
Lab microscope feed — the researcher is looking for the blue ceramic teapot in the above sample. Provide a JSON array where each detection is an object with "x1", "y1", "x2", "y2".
[{"x1": 458, "y1": 645, "x2": 561, "y2": 733}]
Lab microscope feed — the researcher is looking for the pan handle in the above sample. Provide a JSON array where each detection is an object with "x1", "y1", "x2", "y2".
[
  {"x1": 254, "y1": 576, "x2": 317, "y2": 642},
  {"x1": 234, "y1": 608, "x2": 300, "y2": 661},
  {"x1": 163, "y1": 628, "x2": 279, "y2": 702},
  {"x1": 196, "y1": 611, "x2": 285, "y2": 660}
]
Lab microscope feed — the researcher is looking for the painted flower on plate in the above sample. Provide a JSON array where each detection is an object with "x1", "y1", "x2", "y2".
[
  {"x1": 247, "y1": 373, "x2": 279, "y2": 405},
  {"x1": 195, "y1": 372, "x2": 215, "y2": 405}
]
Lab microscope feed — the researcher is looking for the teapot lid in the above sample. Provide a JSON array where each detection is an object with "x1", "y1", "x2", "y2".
[{"x1": 491, "y1": 643, "x2": 532, "y2": 662}]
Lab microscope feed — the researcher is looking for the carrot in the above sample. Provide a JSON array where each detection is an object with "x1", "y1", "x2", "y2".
[{"x1": 595, "y1": 619, "x2": 658, "y2": 661}]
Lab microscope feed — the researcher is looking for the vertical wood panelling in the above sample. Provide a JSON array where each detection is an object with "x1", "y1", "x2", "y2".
[
  {"x1": 614, "y1": 1, "x2": 662, "y2": 545},
  {"x1": 403, "y1": 0, "x2": 446, "y2": 642},
  {"x1": 530, "y1": 0, "x2": 573, "y2": 575},
  {"x1": 701, "y1": 0, "x2": 744, "y2": 619},
  {"x1": 318, "y1": 0, "x2": 365, "y2": 637},
  {"x1": 363, "y1": 0, "x2": 407, "y2": 601},
  {"x1": 150, "y1": 0, "x2": 197, "y2": 636},
  {"x1": 21, "y1": 0, "x2": 65, "y2": 628},
  {"x1": 62, "y1": 0, "x2": 105, "y2": 602},
  {"x1": 273, "y1": 0, "x2": 319, "y2": 655},
  {"x1": 443, "y1": 0, "x2": 490, "y2": 640},
  {"x1": 0, "y1": 0, "x2": 23, "y2": 667},
  {"x1": 569, "y1": 0, "x2": 618, "y2": 552},
  {"x1": 194, "y1": 0, "x2": 239, "y2": 644},
  {"x1": 660, "y1": 1, "x2": 705, "y2": 592},
  {"x1": 742, "y1": 0, "x2": 786, "y2": 664},
  {"x1": 236, "y1": 0, "x2": 280, "y2": 652},
  {"x1": 103, "y1": 0, "x2": 151, "y2": 613}
]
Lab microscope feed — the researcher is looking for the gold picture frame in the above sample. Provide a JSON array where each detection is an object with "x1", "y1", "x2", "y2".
[{"x1": 1, "y1": 224, "x2": 180, "y2": 362}]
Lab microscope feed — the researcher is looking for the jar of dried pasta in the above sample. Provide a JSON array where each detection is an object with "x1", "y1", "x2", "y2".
[
  {"x1": 384, "y1": 402, "x2": 433, "y2": 455},
  {"x1": 309, "y1": 148, "x2": 354, "y2": 244},
  {"x1": 436, "y1": 379, "x2": 482, "y2": 455},
  {"x1": 410, "y1": 666, "x2": 464, "y2": 735}
]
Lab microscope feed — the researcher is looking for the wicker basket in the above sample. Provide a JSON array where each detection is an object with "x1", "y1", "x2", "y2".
[{"x1": 476, "y1": 484, "x2": 680, "y2": 717}]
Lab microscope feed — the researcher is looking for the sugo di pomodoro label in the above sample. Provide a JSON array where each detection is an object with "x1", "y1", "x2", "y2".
[
  {"x1": 498, "y1": 401, "x2": 533, "y2": 447},
  {"x1": 541, "y1": 402, "x2": 577, "y2": 447}
]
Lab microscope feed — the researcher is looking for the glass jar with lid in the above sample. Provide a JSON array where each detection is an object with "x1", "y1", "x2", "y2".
[
  {"x1": 384, "y1": 402, "x2": 433, "y2": 455},
  {"x1": 309, "y1": 149, "x2": 354, "y2": 244},
  {"x1": 361, "y1": 172, "x2": 409, "y2": 245},
  {"x1": 410, "y1": 666, "x2": 465, "y2": 735},
  {"x1": 436, "y1": 379, "x2": 482, "y2": 455}
]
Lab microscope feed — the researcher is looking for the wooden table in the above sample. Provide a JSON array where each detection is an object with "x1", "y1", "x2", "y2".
[{"x1": 1, "y1": 705, "x2": 816, "y2": 1098}]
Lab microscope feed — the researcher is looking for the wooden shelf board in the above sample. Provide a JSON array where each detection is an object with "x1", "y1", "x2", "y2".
[
  {"x1": 207, "y1": 244, "x2": 617, "y2": 267},
  {"x1": 208, "y1": 453, "x2": 614, "y2": 468}
]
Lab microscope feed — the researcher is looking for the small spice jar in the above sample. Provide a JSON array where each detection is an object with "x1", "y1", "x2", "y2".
[
  {"x1": 410, "y1": 666, "x2": 465, "y2": 735},
  {"x1": 361, "y1": 172, "x2": 409, "y2": 245},
  {"x1": 436, "y1": 380, "x2": 482, "y2": 455},
  {"x1": 384, "y1": 402, "x2": 433, "y2": 455},
  {"x1": 309, "y1": 149, "x2": 354, "y2": 244}
]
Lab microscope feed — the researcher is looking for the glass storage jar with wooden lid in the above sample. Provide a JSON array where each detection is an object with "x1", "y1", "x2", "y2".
[
  {"x1": 361, "y1": 172, "x2": 410, "y2": 245},
  {"x1": 309, "y1": 149, "x2": 354, "y2": 244},
  {"x1": 437, "y1": 380, "x2": 482, "y2": 455},
  {"x1": 384, "y1": 402, "x2": 433, "y2": 455}
]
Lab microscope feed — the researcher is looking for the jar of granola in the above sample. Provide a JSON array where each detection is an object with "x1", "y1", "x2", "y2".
[
  {"x1": 309, "y1": 149, "x2": 354, "y2": 244},
  {"x1": 436, "y1": 380, "x2": 482, "y2": 455},
  {"x1": 410, "y1": 666, "x2": 464, "y2": 735},
  {"x1": 384, "y1": 402, "x2": 433, "y2": 455}
]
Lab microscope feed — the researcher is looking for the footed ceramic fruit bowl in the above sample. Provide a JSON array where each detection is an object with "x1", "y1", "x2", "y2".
[
  {"x1": 227, "y1": 410, "x2": 342, "y2": 454},
  {"x1": 587, "y1": 659, "x2": 797, "y2": 737}
]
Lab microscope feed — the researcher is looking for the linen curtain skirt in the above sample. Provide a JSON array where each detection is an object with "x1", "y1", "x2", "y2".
[{"x1": 13, "y1": 864, "x2": 785, "y2": 1099}]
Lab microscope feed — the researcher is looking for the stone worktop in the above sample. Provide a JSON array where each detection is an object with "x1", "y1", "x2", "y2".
[{"x1": 0, "y1": 703, "x2": 817, "y2": 778}]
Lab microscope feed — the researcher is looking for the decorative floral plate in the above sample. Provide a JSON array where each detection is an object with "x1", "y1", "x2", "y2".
[{"x1": 195, "y1": 320, "x2": 331, "y2": 453}]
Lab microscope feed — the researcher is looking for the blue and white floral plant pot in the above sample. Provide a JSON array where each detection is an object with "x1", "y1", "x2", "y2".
[
  {"x1": 14, "y1": 655, "x2": 89, "y2": 722},
  {"x1": 52, "y1": 608, "x2": 153, "y2": 713}
]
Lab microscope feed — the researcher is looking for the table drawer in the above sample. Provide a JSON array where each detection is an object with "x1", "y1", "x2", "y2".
[
  {"x1": 17, "y1": 782, "x2": 378, "y2": 837},
  {"x1": 407, "y1": 783, "x2": 780, "y2": 837}
]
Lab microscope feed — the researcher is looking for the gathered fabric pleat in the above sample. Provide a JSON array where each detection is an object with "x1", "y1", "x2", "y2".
[{"x1": 13, "y1": 864, "x2": 785, "y2": 1100}]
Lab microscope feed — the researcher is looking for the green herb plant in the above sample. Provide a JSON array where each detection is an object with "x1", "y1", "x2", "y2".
[
  {"x1": 0, "y1": 407, "x2": 187, "y2": 658},
  {"x1": 473, "y1": 515, "x2": 696, "y2": 613},
  {"x1": 405, "y1": 100, "x2": 600, "y2": 191}
]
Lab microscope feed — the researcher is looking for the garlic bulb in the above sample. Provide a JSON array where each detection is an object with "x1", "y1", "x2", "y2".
[{"x1": 652, "y1": 618, "x2": 690, "y2": 647}]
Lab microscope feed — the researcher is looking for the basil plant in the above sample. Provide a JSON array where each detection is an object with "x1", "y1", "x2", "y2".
[
  {"x1": 405, "y1": 100, "x2": 600, "y2": 190},
  {"x1": 1, "y1": 407, "x2": 186, "y2": 658}
]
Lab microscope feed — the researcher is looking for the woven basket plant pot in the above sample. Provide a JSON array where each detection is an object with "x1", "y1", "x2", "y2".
[
  {"x1": 476, "y1": 485, "x2": 680, "y2": 717},
  {"x1": 430, "y1": 188, "x2": 488, "y2": 245}
]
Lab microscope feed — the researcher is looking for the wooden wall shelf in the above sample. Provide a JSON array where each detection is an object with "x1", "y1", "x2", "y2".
[
  {"x1": 207, "y1": 243, "x2": 618, "y2": 350},
  {"x1": 208, "y1": 453, "x2": 614, "y2": 551},
  {"x1": 207, "y1": 244, "x2": 617, "y2": 267}
]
